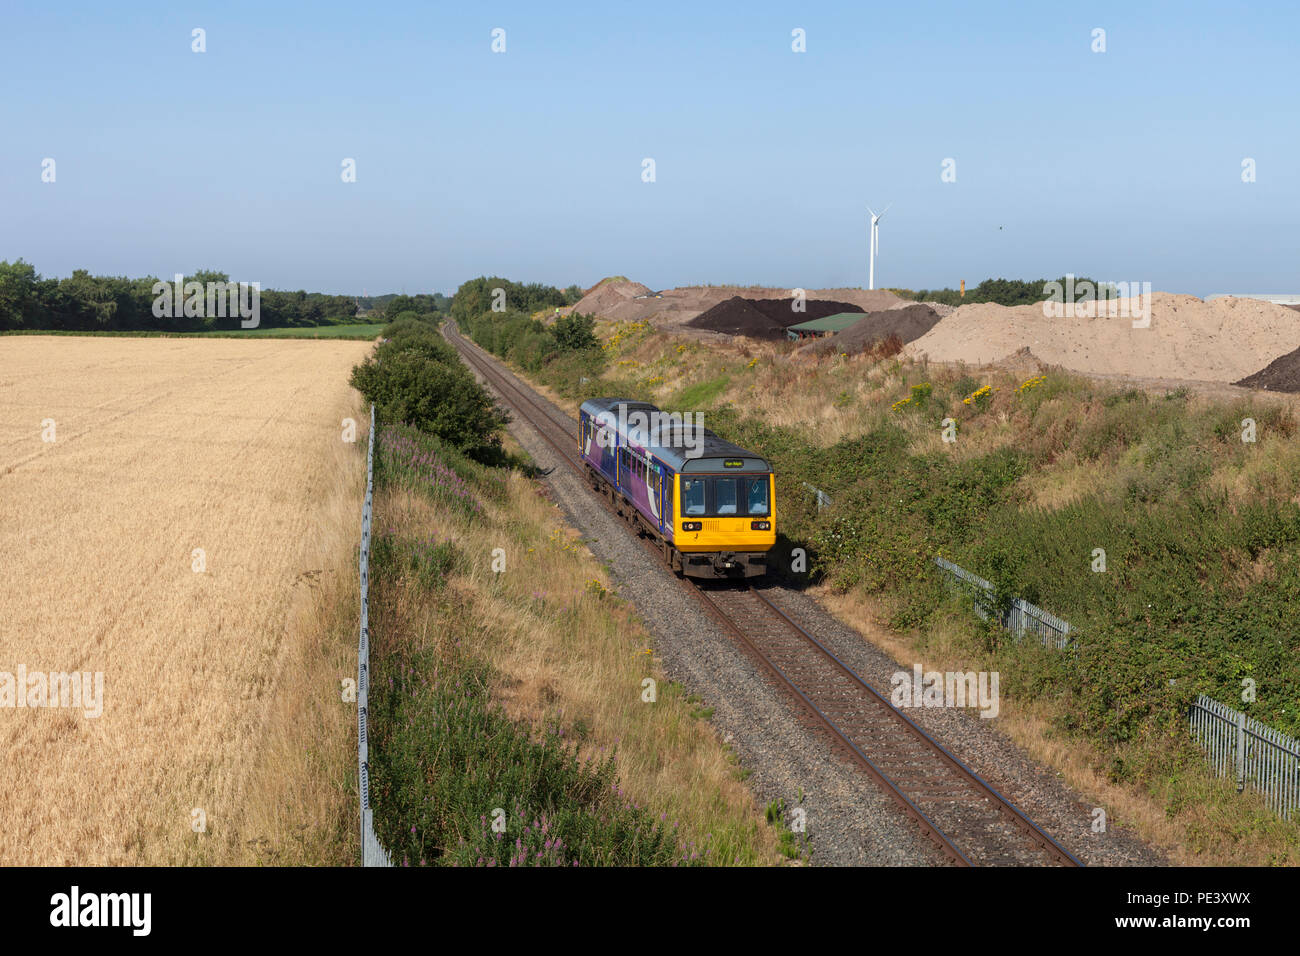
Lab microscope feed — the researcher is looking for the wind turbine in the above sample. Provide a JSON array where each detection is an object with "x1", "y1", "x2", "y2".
[{"x1": 867, "y1": 203, "x2": 891, "y2": 290}]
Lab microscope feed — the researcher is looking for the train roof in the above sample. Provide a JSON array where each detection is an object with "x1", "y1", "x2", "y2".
[{"x1": 579, "y1": 398, "x2": 770, "y2": 473}]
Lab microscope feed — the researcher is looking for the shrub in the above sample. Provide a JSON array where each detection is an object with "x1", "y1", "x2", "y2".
[
  {"x1": 351, "y1": 349, "x2": 506, "y2": 461},
  {"x1": 553, "y1": 312, "x2": 599, "y2": 351}
]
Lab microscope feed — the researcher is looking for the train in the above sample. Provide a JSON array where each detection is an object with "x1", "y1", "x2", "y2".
[{"x1": 577, "y1": 398, "x2": 775, "y2": 578}]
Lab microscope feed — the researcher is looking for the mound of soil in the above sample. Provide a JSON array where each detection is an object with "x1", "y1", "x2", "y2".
[
  {"x1": 1234, "y1": 345, "x2": 1300, "y2": 392},
  {"x1": 800, "y1": 304, "x2": 941, "y2": 356},
  {"x1": 976, "y1": 346, "x2": 1053, "y2": 378},
  {"x1": 905, "y1": 293, "x2": 1300, "y2": 383},
  {"x1": 570, "y1": 278, "x2": 653, "y2": 316},
  {"x1": 685, "y1": 297, "x2": 864, "y2": 341},
  {"x1": 568, "y1": 278, "x2": 904, "y2": 327}
]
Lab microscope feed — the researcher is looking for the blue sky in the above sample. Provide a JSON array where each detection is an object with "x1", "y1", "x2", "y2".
[{"x1": 2, "y1": 1, "x2": 1297, "y2": 296}]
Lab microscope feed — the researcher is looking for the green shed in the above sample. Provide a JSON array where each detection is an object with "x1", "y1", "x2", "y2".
[{"x1": 786, "y1": 313, "x2": 864, "y2": 340}]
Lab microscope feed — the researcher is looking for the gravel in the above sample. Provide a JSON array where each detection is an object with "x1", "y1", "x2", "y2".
[
  {"x1": 758, "y1": 585, "x2": 1168, "y2": 866},
  {"x1": 453, "y1": 330, "x2": 1165, "y2": 867},
  {"x1": 456, "y1": 337, "x2": 940, "y2": 866}
]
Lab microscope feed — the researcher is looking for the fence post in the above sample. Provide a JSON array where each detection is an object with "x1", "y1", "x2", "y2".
[
  {"x1": 357, "y1": 403, "x2": 391, "y2": 866},
  {"x1": 1235, "y1": 710, "x2": 1247, "y2": 793}
]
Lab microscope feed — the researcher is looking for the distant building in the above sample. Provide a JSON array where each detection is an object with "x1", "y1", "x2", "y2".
[
  {"x1": 786, "y1": 313, "x2": 864, "y2": 340},
  {"x1": 1205, "y1": 294, "x2": 1300, "y2": 305}
]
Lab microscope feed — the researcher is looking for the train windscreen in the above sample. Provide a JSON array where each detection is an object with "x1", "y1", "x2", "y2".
[{"x1": 681, "y1": 477, "x2": 770, "y2": 518}]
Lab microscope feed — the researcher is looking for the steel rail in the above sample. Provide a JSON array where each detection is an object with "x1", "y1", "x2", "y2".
[{"x1": 442, "y1": 322, "x2": 1081, "y2": 867}]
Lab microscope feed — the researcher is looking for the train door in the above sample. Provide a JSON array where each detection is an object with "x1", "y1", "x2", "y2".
[
  {"x1": 663, "y1": 470, "x2": 674, "y2": 529},
  {"x1": 647, "y1": 463, "x2": 662, "y2": 529},
  {"x1": 598, "y1": 426, "x2": 617, "y2": 479}
]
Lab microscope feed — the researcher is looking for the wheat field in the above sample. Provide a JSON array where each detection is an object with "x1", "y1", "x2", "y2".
[{"x1": 0, "y1": 335, "x2": 372, "y2": 864}]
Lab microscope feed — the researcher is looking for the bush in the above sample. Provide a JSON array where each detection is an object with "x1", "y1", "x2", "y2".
[
  {"x1": 553, "y1": 312, "x2": 599, "y2": 351},
  {"x1": 351, "y1": 348, "x2": 506, "y2": 461},
  {"x1": 379, "y1": 318, "x2": 457, "y2": 362}
]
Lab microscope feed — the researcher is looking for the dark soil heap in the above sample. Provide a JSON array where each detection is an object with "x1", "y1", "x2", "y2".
[
  {"x1": 1234, "y1": 345, "x2": 1300, "y2": 392},
  {"x1": 801, "y1": 304, "x2": 942, "y2": 356},
  {"x1": 685, "y1": 296, "x2": 863, "y2": 341}
]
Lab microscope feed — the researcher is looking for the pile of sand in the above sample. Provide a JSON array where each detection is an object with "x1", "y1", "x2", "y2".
[
  {"x1": 570, "y1": 278, "x2": 654, "y2": 316},
  {"x1": 571, "y1": 277, "x2": 903, "y2": 328},
  {"x1": 905, "y1": 294, "x2": 1300, "y2": 384},
  {"x1": 686, "y1": 297, "x2": 864, "y2": 341},
  {"x1": 799, "y1": 304, "x2": 942, "y2": 357}
]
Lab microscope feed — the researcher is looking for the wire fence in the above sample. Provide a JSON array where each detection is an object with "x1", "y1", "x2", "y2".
[
  {"x1": 932, "y1": 555, "x2": 1300, "y2": 820},
  {"x1": 932, "y1": 556, "x2": 1073, "y2": 650},
  {"x1": 1189, "y1": 694, "x2": 1300, "y2": 820},
  {"x1": 358, "y1": 405, "x2": 392, "y2": 867}
]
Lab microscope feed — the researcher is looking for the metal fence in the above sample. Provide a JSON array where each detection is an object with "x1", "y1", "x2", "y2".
[
  {"x1": 1189, "y1": 694, "x2": 1300, "y2": 820},
  {"x1": 933, "y1": 556, "x2": 1073, "y2": 650},
  {"x1": 800, "y1": 481, "x2": 832, "y2": 511},
  {"x1": 931, "y1": 556, "x2": 1300, "y2": 820},
  {"x1": 358, "y1": 405, "x2": 392, "y2": 867}
]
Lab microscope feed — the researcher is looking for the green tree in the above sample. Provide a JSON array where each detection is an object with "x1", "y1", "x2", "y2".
[
  {"x1": 0, "y1": 259, "x2": 39, "y2": 330},
  {"x1": 350, "y1": 341, "x2": 506, "y2": 461},
  {"x1": 553, "y1": 312, "x2": 599, "y2": 351}
]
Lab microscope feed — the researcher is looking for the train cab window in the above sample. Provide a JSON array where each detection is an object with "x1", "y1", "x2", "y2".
[
  {"x1": 682, "y1": 479, "x2": 706, "y2": 516},
  {"x1": 747, "y1": 477, "x2": 770, "y2": 516},
  {"x1": 714, "y1": 478, "x2": 738, "y2": 515}
]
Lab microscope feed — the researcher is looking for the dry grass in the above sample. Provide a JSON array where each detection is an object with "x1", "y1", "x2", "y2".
[
  {"x1": 601, "y1": 325, "x2": 928, "y2": 444},
  {"x1": 513, "y1": 324, "x2": 1300, "y2": 864},
  {"x1": 372, "y1": 431, "x2": 781, "y2": 864},
  {"x1": 813, "y1": 586, "x2": 1300, "y2": 866},
  {"x1": 0, "y1": 335, "x2": 372, "y2": 864}
]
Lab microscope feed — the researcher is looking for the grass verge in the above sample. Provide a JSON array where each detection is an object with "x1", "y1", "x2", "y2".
[
  {"x1": 468, "y1": 314, "x2": 1300, "y2": 866},
  {"x1": 366, "y1": 423, "x2": 780, "y2": 865}
]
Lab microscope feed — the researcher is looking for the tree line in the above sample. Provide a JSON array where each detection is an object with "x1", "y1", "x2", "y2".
[
  {"x1": 890, "y1": 276, "x2": 1115, "y2": 308},
  {"x1": 448, "y1": 276, "x2": 584, "y2": 326},
  {"x1": 451, "y1": 276, "x2": 600, "y2": 376},
  {"x1": 360, "y1": 292, "x2": 452, "y2": 316},
  {"x1": 0, "y1": 259, "x2": 368, "y2": 332}
]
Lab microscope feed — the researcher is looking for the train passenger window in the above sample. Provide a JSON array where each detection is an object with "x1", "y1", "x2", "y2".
[
  {"x1": 682, "y1": 479, "x2": 705, "y2": 516},
  {"x1": 713, "y1": 478, "x2": 738, "y2": 515},
  {"x1": 747, "y1": 477, "x2": 770, "y2": 515}
]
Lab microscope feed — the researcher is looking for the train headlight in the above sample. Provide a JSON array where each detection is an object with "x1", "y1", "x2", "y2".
[
  {"x1": 681, "y1": 521, "x2": 702, "y2": 531},
  {"x1": 751, "y1": 520, "x2": 771, "y2": 530}
]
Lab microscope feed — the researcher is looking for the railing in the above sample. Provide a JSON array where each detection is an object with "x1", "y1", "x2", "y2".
[
  {"x1": 1189, "y1": 694, "x2": 1300, "y2": 820},
  {"x1": 800, "y1": 481, "x2": 832, "y2": 511},
  {"x1": 358, "y1": 405, "x2": 392, "y2": 867},
  {"x1": 932, "y1": 555, "x2": 1300, "y2": 820},
  {"x1": 932, "y1": 556, "x2": 1072, "y2": 650}
]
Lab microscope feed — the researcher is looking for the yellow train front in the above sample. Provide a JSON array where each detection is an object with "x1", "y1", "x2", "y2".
[{"x1": 578, "y1": 398, "x2": 776, "y2": 578}]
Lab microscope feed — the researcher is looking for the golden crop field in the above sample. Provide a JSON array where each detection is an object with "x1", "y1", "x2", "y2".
[{"x1": 0, "y1": 335, "x2": 373, "y2": 865}]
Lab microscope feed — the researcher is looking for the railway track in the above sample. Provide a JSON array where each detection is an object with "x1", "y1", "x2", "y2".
[{"x1": 443, "y1": 322, "x2": 1082, "y2": 867}]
